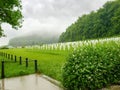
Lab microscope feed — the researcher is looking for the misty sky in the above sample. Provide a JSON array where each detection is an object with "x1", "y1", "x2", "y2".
[{"x1": 0, "y1": 0, "x2": 111, "y2": 46}]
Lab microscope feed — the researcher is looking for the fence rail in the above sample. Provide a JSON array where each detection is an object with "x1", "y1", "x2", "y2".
[{"x1": 0, "y1": 52, "x2": 38, "y2": 79}]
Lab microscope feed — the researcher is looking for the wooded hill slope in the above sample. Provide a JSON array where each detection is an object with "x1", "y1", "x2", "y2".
[
  {"x1": 59, "y1": 0, "x2": 120, "y2": 42},
  {"x1": 9, "y1": 34, "x2": 58, "y2": 47}
]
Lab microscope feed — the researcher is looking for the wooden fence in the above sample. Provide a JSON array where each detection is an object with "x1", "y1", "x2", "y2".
[{"x1": 0, "y1": 52, "x2": 38, "y2": 79}]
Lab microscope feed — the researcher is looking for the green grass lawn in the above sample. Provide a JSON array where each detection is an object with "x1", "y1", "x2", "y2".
[
  {"x1": 0, "y1": 55, "x2": 35, "y2": 78},
  {"x1": 0, "y1": 48, "x2": 71, "y2": 81}
]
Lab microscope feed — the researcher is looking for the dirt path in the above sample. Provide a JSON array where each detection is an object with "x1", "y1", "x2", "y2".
[{"x1": 0, "y1": 74, "x2": 63, "y2": 90}]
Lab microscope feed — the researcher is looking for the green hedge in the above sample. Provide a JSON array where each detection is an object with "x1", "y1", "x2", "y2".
[{"x1": 62, "y1": 41, "x2": 120, "y2": 90}]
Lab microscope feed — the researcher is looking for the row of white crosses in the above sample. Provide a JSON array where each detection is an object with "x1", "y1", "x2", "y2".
[{"x1": 25, "y1": 37, "x2": 120, "y2": 51}]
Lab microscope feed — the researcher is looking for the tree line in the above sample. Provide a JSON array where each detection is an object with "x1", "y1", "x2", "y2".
[
  {"x1": 9, "y1": 34, "x2": 58, "y2": 47},
  {"x1": 59, "y1": 0, "x2": 120, "y2": 42}
]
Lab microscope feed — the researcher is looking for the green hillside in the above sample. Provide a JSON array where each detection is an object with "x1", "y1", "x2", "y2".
[
  {"x1": 9, "y1": 34, "x2": 58, "y2": 47},
  {"x1": 59, "y1": 0, "x2": 120, "y2": 42}
]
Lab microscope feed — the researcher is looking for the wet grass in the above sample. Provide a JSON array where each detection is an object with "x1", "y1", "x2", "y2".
[
  {"x1": 0, "y1": 48, "x2": 70, "y2": 81},
  {"x1": 0, "y1": 56, "x2": 35, "y2": 78}
]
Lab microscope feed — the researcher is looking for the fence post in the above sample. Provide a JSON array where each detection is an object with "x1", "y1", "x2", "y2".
[
  {"x1": 11, "y1": 55, "x2": 13, "y2": 60},
  {"x1": 8, "y1": 54, "x2": 10, "y2": 59},
  {"x1": 15, "y1": 55, "x2": 17, "y2": 62},
  {"x1": 34, "y1": 60, "x2": 38, "y2": 73},
  {"x1": 1, "y1": 61, "x2": 5, "y2": 78},
  {"x1": 26, "y1": 58, "x2": 28, "y2": 67},
  {"x1": 19, "y1": 56, "x2": 22, "y2": 65},
  {"x1": 10, "y1": 55, "x2": 12, "y2": 60},
  {"x1": 4, "y1": 53, "x2": 5, "y2": 57},
  {"x1": 6, "y1": 53, "x2": 7, "y2": 58}
]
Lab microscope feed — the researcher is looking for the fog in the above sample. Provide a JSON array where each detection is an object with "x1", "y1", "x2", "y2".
[{"x1": 0, "y1": 0, "x2": 111, "y2": 46}]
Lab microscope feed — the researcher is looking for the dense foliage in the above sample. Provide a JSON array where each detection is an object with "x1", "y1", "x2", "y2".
[
  {"x1": 62, "y1": 41, "x2": 120, "y2": 90},
  {"x1": 0, "y1": 0, "x2": 23, "y2": 37},
  {"x1": 59, "y1": 0, "x2": 120, "y2": 42}
]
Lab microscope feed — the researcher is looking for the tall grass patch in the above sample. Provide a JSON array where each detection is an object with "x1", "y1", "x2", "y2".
[{"x1": 62, "y1": 41, "x2": 120, "y2": 90}]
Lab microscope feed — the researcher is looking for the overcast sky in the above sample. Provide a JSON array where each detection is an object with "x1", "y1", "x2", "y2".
[{"x1": 0, "y1": 0, "x2": 111, "y2": 46}]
